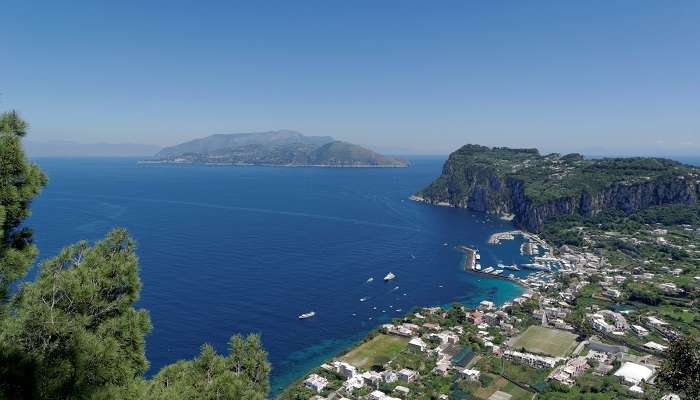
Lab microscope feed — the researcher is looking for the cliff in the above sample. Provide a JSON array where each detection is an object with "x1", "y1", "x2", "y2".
[{"x1": 415, "y1": 145, "x2": 700, "y2": 232}]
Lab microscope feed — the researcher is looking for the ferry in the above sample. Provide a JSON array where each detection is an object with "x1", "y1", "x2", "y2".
[
  {"x1": 298, "y1": 311, "x2": 316, "y2": 319},
  {"x1": 384, "y1": 272, "x2": 396, "y2": 281}
]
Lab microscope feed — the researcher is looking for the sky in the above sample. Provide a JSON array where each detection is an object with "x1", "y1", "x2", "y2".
[{"x1": 1, "y1": 1, "x2": 699, "y2": 155}]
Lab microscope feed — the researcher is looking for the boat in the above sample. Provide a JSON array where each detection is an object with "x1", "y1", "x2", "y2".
[
  {"x1": 483, "y1": 266, "x2": 494, "y2": 273},
  {"x1": 360, "y1": 297, "x2": 369, "y2": 302},
  {"x1": 475, "y1": 253, "x2": 481, "y2": 260},
  {"x1": 392, "y1": 286, "x2": 399, "y2": 291},
  {"x1": 366, "y1": 277, "x2": 374, "y2": 283},
  {"x1": 384, "y1": 272, "x2": 396, "y2": 281},
  {"x1": 498, "y1": 263, "x2": 520, "y2": 271},
  {"x1": 475, "y1": 264, "x2": 482, "y2": 270},
  {"x1": 298, "y1": 311, "x2": 316, "y2": 319}
]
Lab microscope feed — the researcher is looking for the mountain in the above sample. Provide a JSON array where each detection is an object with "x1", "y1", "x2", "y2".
[
  {"x1": 150, "y1": 130, "x2": 408, "y2": 167},
  {"x1": 414, "y1": 144, "x2": 700, "y2": 232},
  {"x1": 24, "y1": 140, "x2": 162, "y2": 157}
]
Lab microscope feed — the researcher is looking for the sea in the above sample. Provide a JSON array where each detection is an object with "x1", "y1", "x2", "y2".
[{"x1": 25, "y1": 156, "x2": 538, "y2": 394}]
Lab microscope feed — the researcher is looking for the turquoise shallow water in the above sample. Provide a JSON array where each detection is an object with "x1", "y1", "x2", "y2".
[{"x1": 25, "y1": 156, "x2": 527, "y2": 394}]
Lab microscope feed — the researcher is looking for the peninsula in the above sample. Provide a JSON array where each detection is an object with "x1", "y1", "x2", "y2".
[
  {"x1": 413, "y1": 145, "x2": 699, "y2": 232},
  {"x1": 146, "y1": 130, "x2": 408, "y2": 167}
]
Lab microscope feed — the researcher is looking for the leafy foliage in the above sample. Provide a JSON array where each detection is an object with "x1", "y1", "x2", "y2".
[
  {"x1": 0, "y1": 111, "x2": 47, "y2": 309},
  {"x1": 0, "y1": 112, "x2": 271, "y2": 399},
  {"x1": 657, "y1": 335, "x2": 700, "y2": 399}
]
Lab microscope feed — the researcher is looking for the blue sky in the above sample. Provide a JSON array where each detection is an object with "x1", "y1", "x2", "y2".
[{"x1": 2, "y1": 1, "x2": 699, "y2": 155}]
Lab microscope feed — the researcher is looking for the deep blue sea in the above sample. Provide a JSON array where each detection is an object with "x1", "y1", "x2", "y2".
[{"x1": 26, "y1": 157, "x2": 533, "y2": 393}]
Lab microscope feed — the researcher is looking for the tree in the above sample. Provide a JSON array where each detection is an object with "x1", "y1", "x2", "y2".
[
  {"x1": 0, "y1": 229, "x2": 152, "y2": 399},
  {"x1": 0, "y1": 110, "x2": 47, "y2": 311},
  {"x1": 0, "y1": 111, "x2": 271, "y2": 399},
  {"x1": 144, "y1": 335, "x2": 270, "y2": 400},
  {"x1": 657, "y1": 335, "x2": 700, "y2": 399}
]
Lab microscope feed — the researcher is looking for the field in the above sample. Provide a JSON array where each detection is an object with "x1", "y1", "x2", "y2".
[
  {"x1": 341, "y1": 334, "x2": 409, "y2": 369},
  {"x1": 470, "y1": 374, "x2": 533, "y2": 400},
  {"x1": 509, "y1": 326, "x2": 577, "y2": 357}
]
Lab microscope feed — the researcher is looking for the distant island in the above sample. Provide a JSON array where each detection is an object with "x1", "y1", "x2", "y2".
[
  {"x1": 146, "y1": 130, "x2": 408, "y2": 167},
  {"x1": 413, "y1": 144, "x2": 700, "y2": 231}
]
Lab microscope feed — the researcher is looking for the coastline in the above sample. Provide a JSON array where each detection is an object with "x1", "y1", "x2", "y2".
[{"x1": 275, "y1": 228, "x2": 541, "y2": 398}]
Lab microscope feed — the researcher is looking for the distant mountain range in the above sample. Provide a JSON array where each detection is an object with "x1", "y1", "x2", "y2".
[
  {"x1": 24, "y1": 140, "x2": 162, "y2": 157},
  {"x1": 149, "y1": 130, "x2": 408, "y2": 167}
]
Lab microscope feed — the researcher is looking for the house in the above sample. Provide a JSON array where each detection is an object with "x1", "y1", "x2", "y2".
[
  {"x1": 646, "y1": 316, "x2": 667, "y2": 328},
  {"x1": 478, "y1": 300, "x2": 496, "y2": 311},
  {"x1": 644, "y1": 341, "x2": 668, "y2": 352},
  {"x1": 422, "y1": 322, "x2": 440, "y2": 331},
  {"x1": 408, "y1": 337, "x2": 428, "y2": 352},
  {"x1": 467, "y1": 310, "x2": 483, "y2": 325},
  {"x1": 369, "y1": 390, "x2": 401, "y2": 400},
  {"x1": 503, "y1": 350, "x2": 557, "y2": 369},
  {"x1": 631, "y1": 325, "x2": 649, "y2": 337},
  {"x1": 460, "y1": 368, "x2": 480, "y2": 381},
  {"x1": 361, "y1": 371, "x2": 384, "y2": 388},
  {"x1": 333, "y1": 361, "x2": 357, "y2": 378},
  {"x1": 394, "y1": 386, "x2": 410, "y2": 396},
  {"x1": 398, "y1": 368, "x2": 419, "y2": 383},
  {"x1": 482, "y1": 312, "x2": 499, "y2": 325},
  {"x1": 379, "y1": 370, "x2": 397, "y2": 383},
  {"x1": 304, "y1": 374, "x2": 328, "y2": 394}
]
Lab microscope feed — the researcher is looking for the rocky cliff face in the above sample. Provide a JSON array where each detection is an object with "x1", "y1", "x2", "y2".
[{"x1": 416, "y1": 145, "x2": 700, "y2": 232}]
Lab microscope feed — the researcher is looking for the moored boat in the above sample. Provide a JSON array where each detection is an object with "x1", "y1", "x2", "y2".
[
  {"x1": 298, "y1": 311, "x2": 316, "y2": 319},
  {"x1": 384, "y1": 272, "x2": 396, "y2": 281}
]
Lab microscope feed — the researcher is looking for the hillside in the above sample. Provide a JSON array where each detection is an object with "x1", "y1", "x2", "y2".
[
  {"x1": 415, "y1": 144, "x2": 700, "y2": 231},
  {"x1": 150, "y1": 131, "x2": 407, "y2": 167}
]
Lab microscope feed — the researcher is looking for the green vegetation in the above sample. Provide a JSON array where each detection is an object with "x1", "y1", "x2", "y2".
[
  {"x1": 417, "y1": 144, "x2": 699, "y2": 231},
  {"x1": 509, "y1": 326, "x2": 578, "y2": 358},
  {"x1": 340, "y1": 334, "x2": 409, "y2": 369},
  {"x1": 0, "y1": 111, "x2": 271, "y2": 399}
]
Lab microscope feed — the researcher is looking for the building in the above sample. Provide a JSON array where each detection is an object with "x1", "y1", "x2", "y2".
[
  {"x1": 467, "y1": 310, "x2": 483, "y2": 325},
  {"x1": 460, "y1": 368, "x2": 480, "y2": 382},
  {"x1": 333, "y1": 361, "x2": 357, "y2": 378},
  {"x1": 408, "y1": 337, "x2": 428, "y2": 352},
  {"x1": 394, "y1": 386, "x2": 410, "y2": 396},
  {"x1": 614, "y1": 362, "x2": 653, "y2": 385},
  {"x1": 398, "y1": 368, "x2": 419, "y2": 383},
  {"x1": 503, "y1": 349, "x2": 557, "y2": 369},
  {"x1": 631, "y1": 325, "x2": 649, "y2": 337},
  {"x1": 644, "y1": 341, "x2": 668, "y2": 352},
  {"x1": 478, "y1": 300, "x2": 496, "y2": 311},
  {"x1": 360, "y1": 371, "x2": 383, "y2": 388},
  {"x1": 304, "y1": 374, "x2": 328, "y2": 394}
]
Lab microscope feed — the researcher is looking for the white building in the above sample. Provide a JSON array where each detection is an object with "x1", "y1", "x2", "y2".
[
  {"x1": 478, "y1": 300, "x2": 496, "y2": 311},
  {"x1": 631, "y1": 325, "x2": 649, "y2": 337},
  {"x1": 398, "y1": 368, "x2": 419, "y2": 383},
  {"x1": 304, "y1": 374, "x2": 328, "y2": 394},
  {"x1": 460, "y1": 368, "x2": 481, "y2": 382},
  {"x1": 408, "y1": 337, "x2": 428, "y2": 352},
  {"x1": 614, "y1": 362, "x2": 653, "y2": 385}
]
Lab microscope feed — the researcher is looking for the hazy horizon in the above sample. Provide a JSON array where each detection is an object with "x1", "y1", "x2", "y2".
[{"x1": 3, "y1": 2, "x2": 700, "y2": 156}]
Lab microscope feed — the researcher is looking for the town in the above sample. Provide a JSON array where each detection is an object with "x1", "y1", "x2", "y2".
[{"x1": 281, "y1": 208, "x2": 699, "y2": 400}]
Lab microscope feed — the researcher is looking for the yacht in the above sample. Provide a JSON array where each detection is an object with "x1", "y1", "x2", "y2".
[
  {"x1": 384, "y1": 272, "x2": 396, "y2": 281},
  {"x1": 298, "y1": 311, "x2": 316, "y2": 319}
]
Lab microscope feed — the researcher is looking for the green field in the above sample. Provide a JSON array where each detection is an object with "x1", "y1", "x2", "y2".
[
  {"x1": 509, "y1": 326, "x2": 577, "y2": 357},
  {"x1": 471, "y1": 374, "x2": 533, "y2": 400},
  {"x1": 341, "y1": 334, "x2": 409, "y2": 369}
]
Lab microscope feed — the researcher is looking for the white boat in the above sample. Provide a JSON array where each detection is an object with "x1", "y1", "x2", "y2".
[
  {"x1": 475, "y1": 253, "x2": 481, "y2": 260},
  {"x1": 366, "y1": 277, "x2": 374, "y2": 283},
  {"x1": 298, "y1": 311, "x2": 316, "y2": 319},
  {"x1": 384, "y1": 272, "x2": 396, "y2": 281},
  {"x1": 360, "y1": 297, "x2": 369, "y2": 302}
]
